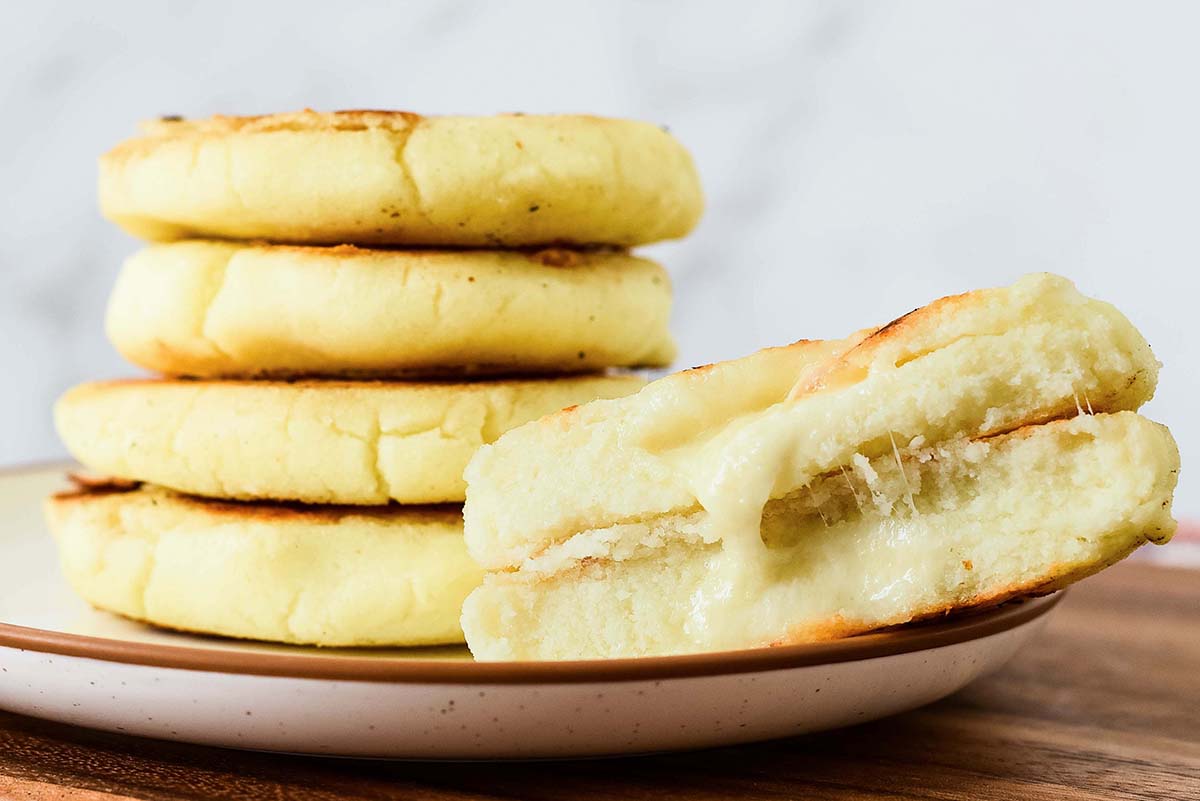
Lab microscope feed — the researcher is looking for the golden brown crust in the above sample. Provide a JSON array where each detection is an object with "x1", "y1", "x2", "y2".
[
  {"x1": 163, "y1": 241, "x2": 626, "y2": 262},
  {"x1": 70, "y1": 373, "x2": 627, "y2": 392},
  {"x1": 59, "y1": 472, "x2": 140, "y2": 496},
  {"x1": 859, "y1": 287, "x2": 972, "y2": 345},
  {"x1": 49, "y1": 479, "x2": 462, "y2": 525},
  {"x1": 789, "y1": 307, "x2": 957, "y2": 398},
  {"x1": 131, "y1": 109, "x2": 425, "y2": 140},
  {"x1": 788, "y1": 275, "x2": 1153, "y2": 412},
  {"x1": 131, "y1": 110, "x2": 635, "y2": 138},
  {"x1": 773, "y1": 543, "x2": 1144, "y2": 647}
]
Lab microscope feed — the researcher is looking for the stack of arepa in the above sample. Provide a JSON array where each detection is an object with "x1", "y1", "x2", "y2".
[{"x1": 47, "y1": 110, "x2": 703, "y2": 647}]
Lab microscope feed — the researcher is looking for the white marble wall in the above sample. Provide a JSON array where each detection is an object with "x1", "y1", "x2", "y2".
[{"x1": 2, "y1": 1, "x2": 1195, "y2": 516}]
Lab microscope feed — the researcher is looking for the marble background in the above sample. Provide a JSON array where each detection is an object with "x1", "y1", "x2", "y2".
[{"x1": 2, "y1": 1, "x2": 1195, "y2": 518}]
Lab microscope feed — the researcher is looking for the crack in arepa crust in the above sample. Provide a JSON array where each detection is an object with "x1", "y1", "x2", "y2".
[
  {"x1": 100, "y1": 112, "x2": 704, "y2": 248},
  {"x1": 55, "y1": 375, "x2": 644, "y2": 506}
]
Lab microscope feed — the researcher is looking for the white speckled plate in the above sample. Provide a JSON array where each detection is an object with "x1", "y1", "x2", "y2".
[{"x1": 0, "y1": 464, "x2": 1059, "y2": 759}]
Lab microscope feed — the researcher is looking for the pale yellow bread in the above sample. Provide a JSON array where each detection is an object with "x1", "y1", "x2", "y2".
[
  {"x1": 463, "y1": 274, "x2": 1159, "y2": 569},
  {"x1": 462, "y1": 412, "x2": 1179, "y2": 659},
  {"x1": 56, "y1": 375, "x2": 642, "y2": 505},
  {"x1": 106, "y1": 241, "x2": 675, "y2": 378},
  {"x1": 99, "y1": 111, "x2": 703, "y2": 247},
  {"x1": 46, "y1": 480, "x2": 480, "y2": 646}
]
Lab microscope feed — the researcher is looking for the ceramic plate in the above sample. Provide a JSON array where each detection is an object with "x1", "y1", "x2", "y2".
[{"x1": 0, "y1": 464, "x2": 1060, "y2": 759}]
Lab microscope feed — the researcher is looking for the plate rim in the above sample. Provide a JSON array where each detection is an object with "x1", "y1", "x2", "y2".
[
  {"x1": 1, "y1": 461, "x2": 1061, "y2": 685},
  {"x1": 0, "y1": 597, "x2": 1061, "y2": 685}
]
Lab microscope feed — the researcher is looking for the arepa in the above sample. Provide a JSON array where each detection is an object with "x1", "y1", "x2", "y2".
[
  {"x1": 100, "y1": 111, "x2": 703, "y2": 247},
  {"x1": 48, "y1": 480, "x2": 480, "y2": 646},
  {"x1": 107, "y1": 241, "x2": 675, "y2": 378},
  {"x1": 56, "y1": 374, "x2": 643, "y2": 505}
]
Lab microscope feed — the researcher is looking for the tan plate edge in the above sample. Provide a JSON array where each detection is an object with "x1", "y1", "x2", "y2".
[{"x1": 0, "y1": 596, "x2": 1061, "y2": 685}]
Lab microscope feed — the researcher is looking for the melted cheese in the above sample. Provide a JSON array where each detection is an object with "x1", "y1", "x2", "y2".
[{"x1": 660, "y1": 374, "x2": 935, "y2": 646}]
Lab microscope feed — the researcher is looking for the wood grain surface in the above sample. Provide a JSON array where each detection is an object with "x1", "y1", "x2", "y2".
[{"x1": 0, "y1": 561, "x2": 1196, "y2": 801}]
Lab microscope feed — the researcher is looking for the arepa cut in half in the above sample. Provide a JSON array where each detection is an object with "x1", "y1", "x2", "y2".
[{"x1": 459, "y1": 274, "x2": 1179, "y2": 660}]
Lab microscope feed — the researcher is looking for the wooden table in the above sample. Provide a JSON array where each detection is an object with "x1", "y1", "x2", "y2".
[{"x1": 0, "y1": 561, "x2": 1196, "y2": 800}]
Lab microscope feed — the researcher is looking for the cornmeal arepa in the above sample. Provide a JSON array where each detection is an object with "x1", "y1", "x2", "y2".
[
  {"x1": 100, "y1": 110, "x2": 703, "y2": 247},
  {"x1": 47, "y1": 479, "x2": 480, "y2": 646},
  {"x1": 107, "y1": 241, "x2": 675, "y2": 378},
  {"x1": 56, "y1": 374, "x2": 643, "y2": 505},
  {"x1": 463, "y1": 412, "x2": 1178, "y2": 659},
  {"x1": 459, "y1": 274, "x2": 1177, "y2": 659}
]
